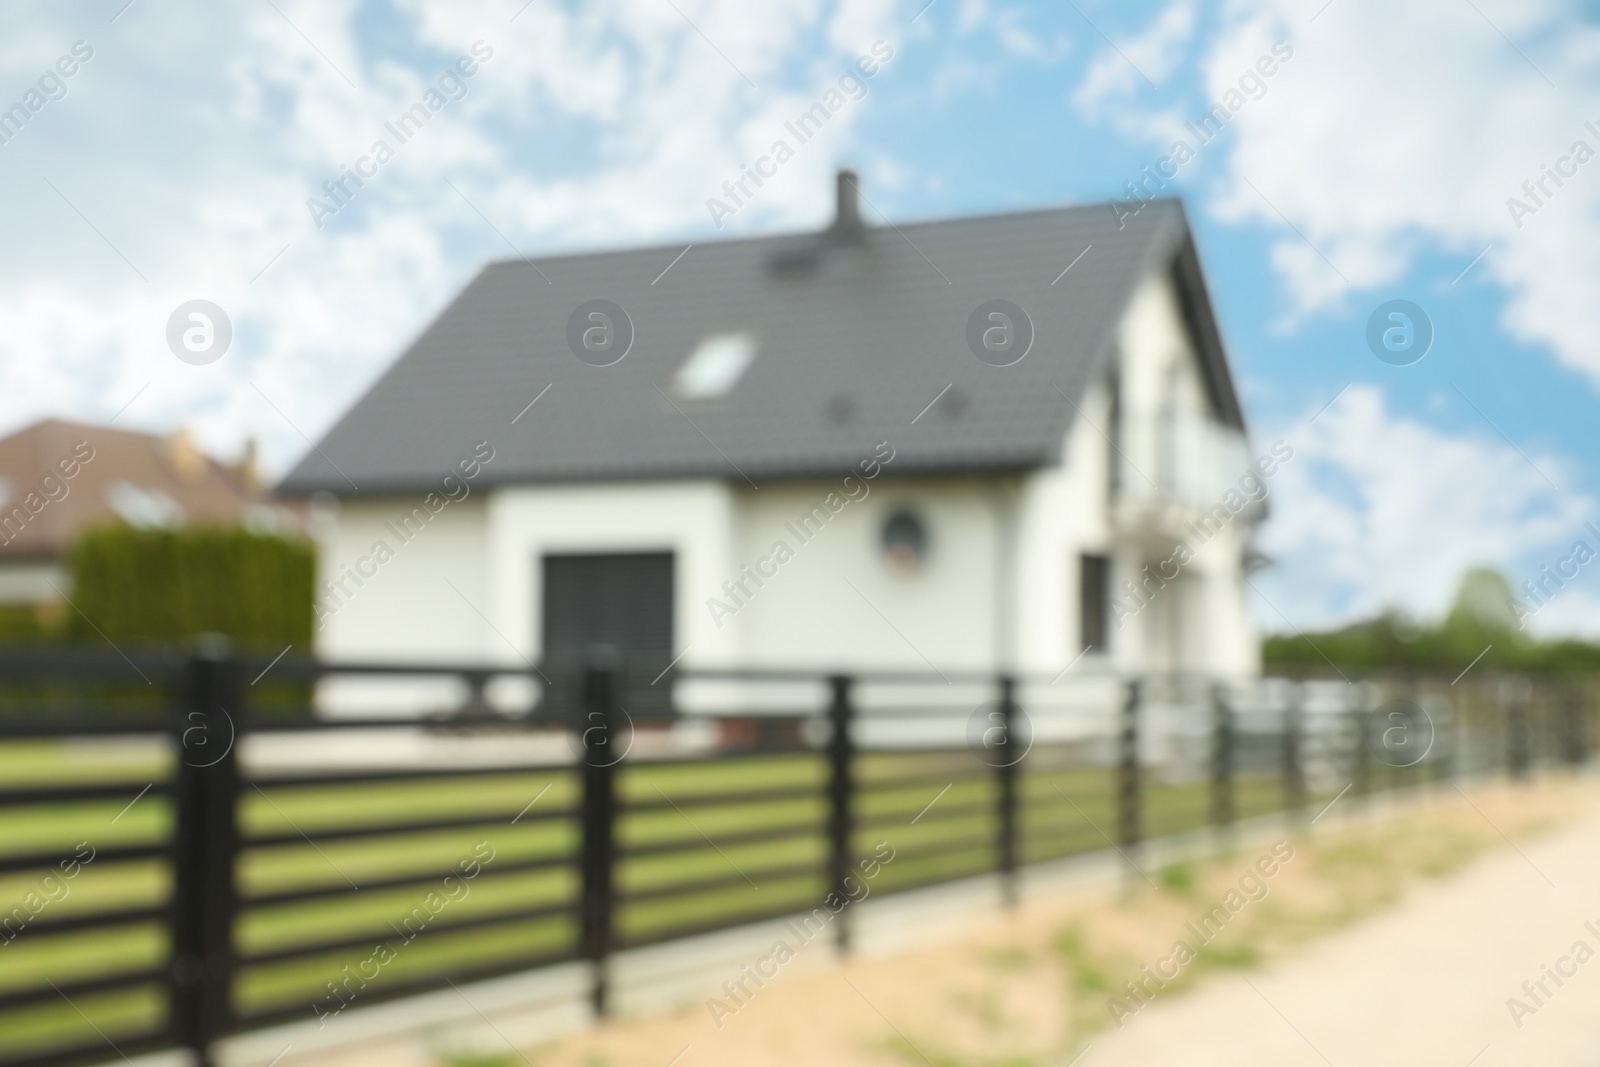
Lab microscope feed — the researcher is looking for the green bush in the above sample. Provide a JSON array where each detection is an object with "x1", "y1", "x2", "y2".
[
  {"x1": 66, "y1": 524, "x2": 313, "y2": 649},
  {"x1": 0, "y1": 602, "x2": 51, "y2": 642}
]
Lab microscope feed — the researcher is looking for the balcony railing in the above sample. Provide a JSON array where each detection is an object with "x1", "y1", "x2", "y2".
[{"x1": 1117, "y1": 414, "x2": 1260, "y2": 521}]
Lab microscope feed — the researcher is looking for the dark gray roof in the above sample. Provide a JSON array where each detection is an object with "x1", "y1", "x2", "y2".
[{"x1": 279, "y1": 195, "x2": 1241, "y2": 496}]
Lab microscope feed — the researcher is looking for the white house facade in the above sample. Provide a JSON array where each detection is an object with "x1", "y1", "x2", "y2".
[{"x1": 285, "y1": 173, "x2": 1268, "y2": 699}]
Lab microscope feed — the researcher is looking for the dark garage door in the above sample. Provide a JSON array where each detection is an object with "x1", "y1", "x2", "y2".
[{"x1": 541, "y1": 554, "x2": 675, "y2": 720}]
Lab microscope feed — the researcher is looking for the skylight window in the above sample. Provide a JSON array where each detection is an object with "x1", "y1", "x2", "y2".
[{"x1": 673, "y1": 332, "x2": 757, "y2": 400}]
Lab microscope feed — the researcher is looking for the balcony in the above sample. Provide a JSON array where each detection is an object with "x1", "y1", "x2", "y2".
[{"x1": 1113, "y1": 414, "x2": 1261, "y2": 544}]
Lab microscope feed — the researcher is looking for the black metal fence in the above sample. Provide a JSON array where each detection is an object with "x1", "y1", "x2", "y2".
[{"x1": 0, "y1": 648, "x2": 1590, "y2": 1067}]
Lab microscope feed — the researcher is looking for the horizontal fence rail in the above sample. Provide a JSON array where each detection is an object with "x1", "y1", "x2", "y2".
[{"x1": 0, "y1": 649, "x2": 1591, "y2": 1067}]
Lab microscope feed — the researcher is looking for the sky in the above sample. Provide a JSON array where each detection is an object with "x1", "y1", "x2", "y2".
[{"x1": 1, "y1": 0, "x2": 1598, "y2": 637}]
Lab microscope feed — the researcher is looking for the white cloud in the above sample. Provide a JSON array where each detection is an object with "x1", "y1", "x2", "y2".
[
  {"x1": 1522, "y1": 586, "x2": 1600, "y2": 641},
  {"x1": 0, "y1": 0, "x2": 903, "y2": 479},
  {"x1": 1072, "y1": 0, "x2": 1196, "y2": 115},
  {"x1": 1253, "y1": 384, "x2": 1593, "y2": 629},
  {"x1": 1067, "y1": 0, "x2": 1600, "y2": 379},
  {"x1": 1196, "y1": 0, "x2": 1600, "y2": 374}
]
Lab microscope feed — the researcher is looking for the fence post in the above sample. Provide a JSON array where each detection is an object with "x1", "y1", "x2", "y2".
[
  {"x1": 1507, "y1": 683, "x2": 1531, "y2": 781},
  {"x1": 1527, "y1": 681, "x2": 1543, "y2": 771},
  {"x1": 1352, "y1": 697, "x2": 1372, "y2": 801},
  {"x1": 1283, "y1": 681, "x2": 1308, "y2": 822},
  {"x1": 463, "y1": 670, "x2": 491, "y2": 718},
  {"x1": 826, "y1": 675, "x2": 855, "y2": 954},
  {"x1": 578, "y1": 659, "x2": 618, "y2": 1017},
  {"x1": 1582, "y1": 681, "x2": 1592, "y2": 766},
  {"x1": 997, "y1": 675, "x2": 1019, "y2": 906},
  {"x1": 1117, "y1": 679, "x2": 1141, "y2": 870},
  {"x1": 171, "y1": 643, "x2": 242, "y2": 1067},
  {"x1": 1428, "y1": 689, "x2": 1450, "y2": 790},
  {"x1": 1210, "y1": 682, "x2": 1234, "y2": 836},
  {"x1": 1565, "y1": 683, "x2": 1589, "y2": 766}
]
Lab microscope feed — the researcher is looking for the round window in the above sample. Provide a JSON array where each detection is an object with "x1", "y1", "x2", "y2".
[{"x1": 881, "y1": 512, "x2": 927, "y2": 575}]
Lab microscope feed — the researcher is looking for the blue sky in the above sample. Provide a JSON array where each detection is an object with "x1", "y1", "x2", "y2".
[{"x1": 1, "y1": 0, "x2": 1597, "y2": 635}]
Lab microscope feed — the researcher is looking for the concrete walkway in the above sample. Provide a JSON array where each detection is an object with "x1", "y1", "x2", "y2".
[{"x1": 1087, "y1": 806, "x2": 1600, "y2": 1066}]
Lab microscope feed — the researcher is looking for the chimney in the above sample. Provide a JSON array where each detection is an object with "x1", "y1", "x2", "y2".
[
  {"x1": 233, "y1": 437, "x2": 261, "y2": 491},
  {"x1": 832, "y1": 168, "x2": 863, "y2": 241},
  {"x1": 164, "y1": 427, "x2": 207, "y2": 483}
]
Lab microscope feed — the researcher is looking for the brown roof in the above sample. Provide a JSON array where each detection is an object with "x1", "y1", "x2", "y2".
[{"x1": 0, "y1": 418, "x2": 297, "y2": 560}]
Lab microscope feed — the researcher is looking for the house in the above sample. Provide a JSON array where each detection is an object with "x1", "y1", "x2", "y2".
[
  {"x1": 280, "y1": 172, "x2": 1266, "y2": 692},
  {"x1": 0, "y1": 419, "x2": 297, "y2": 625}
]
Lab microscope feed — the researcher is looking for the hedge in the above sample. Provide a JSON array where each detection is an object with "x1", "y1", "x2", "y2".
[
  {"x1": 0, "y1": 602, "x2": 50, "y2": 642},
  {"x1": 66, "y1": 524, "x2": 314, "y2": 649}
]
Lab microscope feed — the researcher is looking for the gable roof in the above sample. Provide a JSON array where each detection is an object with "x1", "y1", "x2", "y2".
[
  {"x1": 0, "y1": 419, "x2": 293, "y2": 561},
  {"x1": 279, "y1": 189, "x2": 1240, "y2": 496}
]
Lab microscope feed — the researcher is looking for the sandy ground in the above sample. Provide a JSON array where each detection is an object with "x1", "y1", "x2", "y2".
[
  {"x1": 483, "y1": 778, "x2": 1600, "y2": 1067},
  {"x1": 1086, "y1": 793, "x2": 1600, "y2": 1066}
]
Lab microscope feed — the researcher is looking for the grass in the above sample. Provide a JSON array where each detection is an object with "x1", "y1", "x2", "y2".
[
  {"x1": 0, "y1": 738, "x2": 1306, "y2": 1056},
  {"x1": 1157, "y1": 862, "x2": 1195, "y2": 894},
  {"x1": 441, "y1": 1056, "x2": 520, "y2": 1067}
]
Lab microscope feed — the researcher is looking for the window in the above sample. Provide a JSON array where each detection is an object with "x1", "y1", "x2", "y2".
[
  {"x1": 881, "y1": 512, "x2": 927, "y2": 575},
  {"x1": 1079, "y1": 553, "x2": 1111, "y2": 653},
  {"x1": 105, "y1": 481, "x2": 184, "y2": 529},
  {"x1": 672, "y1": 332, "x2": 758, "y2": 399}
]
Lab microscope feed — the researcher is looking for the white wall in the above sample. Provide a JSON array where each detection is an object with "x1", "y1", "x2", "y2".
[
  {"x1": 314, "y1": 494, "x2": 490, "y2": 663},
  {"x1": 311, "y1": 493, "x2": 492, "y2": 715},
  {"x1": 485, "y1": 479, "x2": 736, "y2": 665},
  {"x1": 715, "y1": 475, "x2": 1005, "y2": 673},
  {"x1": 0, "y1": 559, "x2": 67, "y2": 603},
  {"x1": 1004, "y1": 268, "x2": 1263, "y2": 682},
  {"x1": 1012, "y1": 380, "x2": 1115, "y2": 677},
  {"x1": 1104, "y1": 269, "x2": 1262, "y2": 678}
]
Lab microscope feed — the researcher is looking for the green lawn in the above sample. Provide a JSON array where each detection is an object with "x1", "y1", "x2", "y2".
[{"x1": 0, "y1": 737, "x2": 1304, "y2": 1057}]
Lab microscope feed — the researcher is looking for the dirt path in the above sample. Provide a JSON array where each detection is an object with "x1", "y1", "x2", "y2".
[
  {"x1": 1086, "y1": 793, "x2": 1600, "y2": 1066},
  {"x1": 463, "y1": 780, "x2": 1599, "y2": 1067}
]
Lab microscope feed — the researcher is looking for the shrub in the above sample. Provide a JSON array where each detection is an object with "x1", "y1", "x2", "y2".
[{"x1": 66, "y1": 524, "x2": 313, "y2": 649}]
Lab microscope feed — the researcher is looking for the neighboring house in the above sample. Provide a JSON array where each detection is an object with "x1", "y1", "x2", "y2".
[
  {"x1": 0, "y1": 418, "x2": 295, "y2": 617},
  {"x1": 281, "y1": 172, "x2": 1267, "y2": 687}
]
